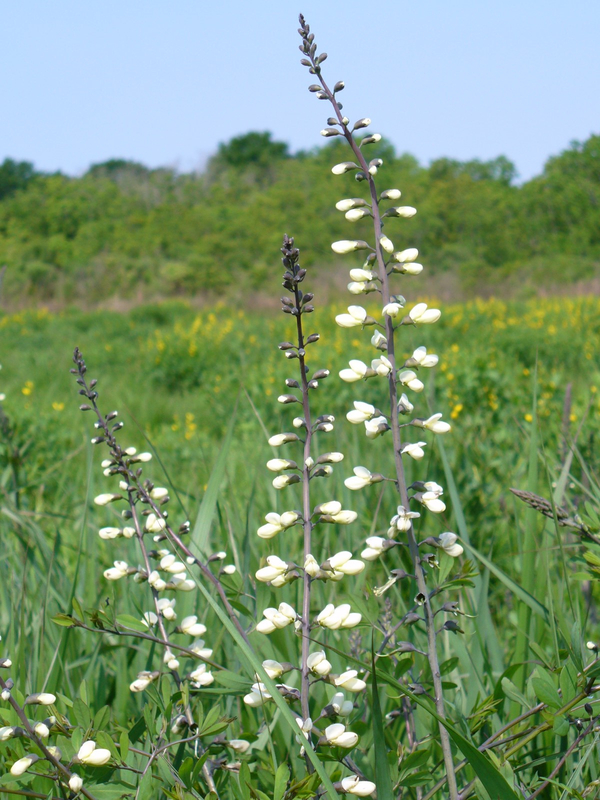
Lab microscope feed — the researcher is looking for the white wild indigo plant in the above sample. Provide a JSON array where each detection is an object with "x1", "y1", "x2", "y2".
[{"x1": 2, "y1": 13, "x2": 600, "y2": 800}]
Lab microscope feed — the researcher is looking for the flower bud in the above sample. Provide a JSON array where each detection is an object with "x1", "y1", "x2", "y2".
[{"x1": 331, "y1": 162, "x2": 360, "y2": 175}]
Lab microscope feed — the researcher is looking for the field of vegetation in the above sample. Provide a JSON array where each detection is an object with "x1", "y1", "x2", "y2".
[{"x1": 1, "y1": 292, "x2": 600, "y2": 797}]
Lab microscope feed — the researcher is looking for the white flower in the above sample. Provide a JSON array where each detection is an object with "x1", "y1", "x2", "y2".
[
  {"x1": 145, "y1": 513, "x2": 166, "y2": 533},
  {"x1": 33, "y1": 721, "x2": 50, "y2": 738},
  {"x1": 346, "y1": 208, "x2": 371, "y2": 222},
  {"x1": 261, "y1": 659, "x2": 285, "y2": 679},
  {"x1": 160, "y1": 554, "x2": 186, "y2": 574},
  {"x1": 333, "y1": 670, "x2": 367, "y2": 692},
  {"x1": 398, "y1": 370, "x2": 424, "y2": 392},
  {"x1": 327, "y1": 551, "x2": 365, "y2": 577},
  {"x1": 130, "y1": 671, "x2": 156, "y2": 693},
  {"x1": 317, "y1": 604, "x2": 361, "y2": 630},
  {"x1": 335, "y1": 306, "x2": 367, "y2": 328},
  {"x1": 150, "y1": 487, "x2": 169, "y2": 500},
  {"x1": 339, "y1": 359, "x2": 371, "y2": 383},
  {"x1": 329, "y1": 692, "x2": 354, "y2": 716},
  {"x1": 93, "y1": 493, "x2": 121, "y2": 506},
  {"x1": 319, "y1": 452, "x2": 344, "y2": 463},
  {"x1": 168, "y1": 574, "x2": 195, "y2": 592},
  {"x1": 318, "y1": 500, "x2": 342, "y2": 515},
  {"x1": 243, "y1": 682, "x2": 272, "y2": 707},
  {"x1": 415, "y1": 490, "x2": 446, "y2": 514},
  {"x1": 222, "y1": 564, "x2": 236, "y2": 574},
  {"x1": 438, "y1": 532, "x2": 464, "y2": 557},
  {"x1": 371, "y1": 355, "x2": 393, "y2": 376},
  {"x1": 122, "y1": 526, "x2": 136, "y2": 538},
  {"x1": 98, "y1": 526, "x2": 121, "y2": 540},
  {"x1": 408, "y1": 303, "x2": 441, "y2": 325},
  {"x1": 365, "y1": 415, "x2": 389, "y2": 439},
  {"x1": 266, "y1": 458, "x2": 296, "y2": 472},
  {"x1": 256, "y1": 603, "x2": 297, "y2": 634},
  {"x1": 379, "y1": 235, "x2": 394, "y2": 253},
  {"x1": 393, "y1": 247, "x2": 418, "y2": 262},
  {"x1": 273, "y1": 474, "x2": 300, "y2": 489},
  {"x1": 390, "y1": 206, "x2": 417, "y2": 218},
  {"x1": 190, "y1": 664, "x2": 214, "y2": 687},
  {"x1": 304, "y1": 554, "x2": 320, "y2": 577},
  {"x1": 157, "y1": 598, "x2": 177, "y2": 620},
  {"x1": 341, "y1": 775, "x2": 377, "y2": 796},
  {"x1": 103, "y1": 560, "x2": 129, "y2": 581},
  {"x1": 307, "y1": 651, "x2": 332, "y2": 677},
  {"x1": 382, "y1": 302, "x2": 402, "y2": 317},
  {"x1": 380, "y1": 188, "x2": 401, "y2": 200},
  {"x1": 0, "y1": 726, "x2": 15, "y2": 741},
  {"x1": 370, "y1": 330, "x2": 387, "y2": 349},
  {"x1": 257, "y1": 510, "x2": 299, "y2": 539},
  {"x1": 10, "y1": 755, "x2": 38, "y2": 776},
  {"x1": 348, "y1": 280, "x2": 376, "y2": 294},
  {"x1": 336, "y1": 198, "x2": 367, "y2": 212},
  {"x1": 268, "y1": 432, "x2": 299, "y2": 447},
  {"x1": 361, "y1": 536, "x2": 389, "y2": 561},
  {"x1": 394, "y1": 260, "x2": 423, "y2": 275},
  {"x1": 413, "y1": 412, "x2": 451, "y2": 434},
  {"x1": 331, "y1": 240, "x2": 370, "y2": 255},
  {"x1": 401, "y1": 441, "x2": 427, "y2": 460},
  {"x1": 390, "y1": 505, "x2": 420, "y2": 533},
  {"x1": 179, "y1": 616, "x2": 207, "y2": 637},
  {"x1": 141, "y1": 611, "x2": 158, "y2": 627},
  {"x1": 346, "y1": 401, "x2": 376, "y2": 424},
  {"x1": 349, "y1": 268, "x2": 375, "y2": 282},
  {"x1": 229, "y1": 739, "x2": 250, "y2": 753},
  {"x1": 411, "y1": 346, "x2": 438, "y2": 367},
  {"x1": 69, "y1": 774, "x2": 83, "y2": 792},
  {"x1": 189, "y1": 639, "x2": 213, "y2": 659},
  {"x1": 256, "y1": 555, "x2": 289, "y2": 583},
  {"x1": 25, "y1": 692, "x2": 56, "y2": 706},
  {"x1": 332, "y1": 162, "x2": 360, "y2": 175},
  {"x1": 398, "y1": 393, "x2": 414, "y2": 414},
  {"x1": 324, "y1": 723, "x2": 359, "y2": 748},
  {"x1": 344, "y1": 466, "x2": 379, "y2": 490},
  {"x1": 77, "y1": 741, "x2": 111, "y2": 766},
  {"x1": 330, "y1": 509, "x2": 358, "y2": 524}
]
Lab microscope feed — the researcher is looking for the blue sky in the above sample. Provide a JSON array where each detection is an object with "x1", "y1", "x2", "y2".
[{"x1": 2, "y1": 0, "x2": 599, "y2": 180}]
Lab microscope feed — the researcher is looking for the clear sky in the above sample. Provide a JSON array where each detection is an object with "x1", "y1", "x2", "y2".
[{"x1": 2, "y1": 0, "x2": 598, "y2": 181}]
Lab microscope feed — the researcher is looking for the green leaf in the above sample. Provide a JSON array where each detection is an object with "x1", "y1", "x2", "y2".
[
  {"x1": 553, "y1": 715, "x2": 570, "y2": 735},
  {"x1": 273, "y1": 763, "x2": 290, "y2": 800},
  {"x1": 560, "y1": 661, "x2": 577, "y2": 705},
  {"x1": 116, "y1": 613, "x2": 149, "y2": 633},
  {"x1": 531, "y1": 669, "x2": 561, "y2": 709},
  {"x1": 119, "y1": 730, "x2": 129, "y2": 762},
  {"x1": 51, "y1": 613, "x2": 80, "y2": 627},
  {"x1": 501, "y1": 677, "x2": 531, "y2": 710},
  {"x1": 371, "y1": 639, "x2": 393, "y2": 800},
  {"x1": 72, "y1": 697, "x2": 92, "y2": 729}
]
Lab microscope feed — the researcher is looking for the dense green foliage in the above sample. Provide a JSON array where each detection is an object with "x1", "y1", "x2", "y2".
[{"x1": 0, "y1": 133, "x2": 599, "y2": 305}]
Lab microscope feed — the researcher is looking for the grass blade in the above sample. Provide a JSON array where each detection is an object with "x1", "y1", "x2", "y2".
[{"x1": 371, "y1": 637, "x2": 393, "y2": 800}]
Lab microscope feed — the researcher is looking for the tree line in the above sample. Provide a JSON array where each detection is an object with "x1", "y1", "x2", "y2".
[{"x1": 0, "y1": 131, "x2": 598, "y2": 304}]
